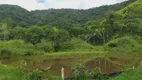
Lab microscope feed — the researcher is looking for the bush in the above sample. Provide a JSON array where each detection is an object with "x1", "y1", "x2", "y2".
[
  {"x1": 24, "y1": 50, "x2": 34, "y2": 56},
  {"x1": 35, "y1": 40, "x2": 55, "y2": 52},
  {"x1": 0, "y1": 49, "x2": 11, "y2": 58},
  {"x1": 72, "y1": 64, "x2": 88, "y2": 80},
  {"x1": 0, "y1": 64, "x2": 31, "y2": 80},
  {"x1": 104, "y1": 36, "x2": 142, "y2": 52},
  {"x1": 28, "y1": 70, "x2": 40, "y2": 80},
  {"x1": 0, "y1": 40, "x2": 44, "y2": 56},
  {"x1": 106, "y1": 36, "x2": 133, "y2": 48},
  {"x1": 72, "y1": 64, "x2": 107, "y2": 80},
  {"x1": 89, "y1": 67, "x2": 108, "y2": 80},
  {"x1": 60, "y1": 38, "x2": 94, "y2": 51}
]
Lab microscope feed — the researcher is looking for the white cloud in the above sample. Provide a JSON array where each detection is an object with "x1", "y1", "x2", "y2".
[
  {"x1": 44, "y1": 0, "x2": 118, "y2": 9},
  {"x1": 44, "y1": 0, "x2": 84, "y2": 9},
  {"x1": 0, "y1": 0, "x2": 125, "y2": 11},
  {"x1": 0, "y1": 0, "x2": 46, "y2": 11},
  {"x1": 116, "y1": 0, "x2": 127, "y2": 3},
  {"x1": 84, "y1": 0, "x2": 117, "y2": 9}
]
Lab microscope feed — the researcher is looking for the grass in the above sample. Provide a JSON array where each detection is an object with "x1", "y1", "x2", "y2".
[
  {"x1": 0, "y1": 64, "x2": 30, "y2": 80},
  {"x1": 110, "y1": 67, "x2": 142, "y2": 80},
  {"x1": 61, "y1": 38, "x2": 94, "y2": 49},
  {"x1": 0, "y1": 36, "x2": 141, "y2": 79},
  {"x1": 0, "y1": 40, "x2": 45, "y2": 56},
  {"x1": 104, "y1": 36, "x2": 142, "y2": 53}
]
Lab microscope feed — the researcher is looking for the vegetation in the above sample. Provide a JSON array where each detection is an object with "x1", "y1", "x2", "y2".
[
  {"x1": 110, "y1": 67, "x2": 142, "y2": 80},
  {"x1": 72, "y1": 64, "x2": 107, "y2": 80},
  {"x1": 0, "y1": 64, "x2": 30, "y2": 80},
  {"x1": 0, "y1": 0, "x2": 139, "y2": 55},
  {"x1": 0, "y1": 0, "x2": 141, "y2": 79},
  {"x1": 0, "y1": 40, "x2": 45, "y2": 56},
  {"x1": 0, "y1": 0, "x2": 135, "y2": 27}
]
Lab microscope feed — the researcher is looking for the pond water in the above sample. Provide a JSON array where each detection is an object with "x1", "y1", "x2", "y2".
[{"x1": 0, "y1": 56, "x2": 124, "y2": 78}]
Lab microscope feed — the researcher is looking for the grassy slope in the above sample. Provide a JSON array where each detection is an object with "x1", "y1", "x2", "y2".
[{"x1": 110, "y1": 67, "x2": 142, "y2": 80}]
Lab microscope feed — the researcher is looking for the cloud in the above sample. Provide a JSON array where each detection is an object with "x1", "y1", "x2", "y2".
[
  {"x1": 84, "y1": 0, "x2": 117, "y2": 9},
  {"x1": 44, "y1": 0, "x2": 118, "y2": 9},
  {"x1": 116, "y1": 0, "x2": 127, "y2": 3},
  {"x1": 0, "y1": 0, "x2": 126, "y2": 11},
  {"x1": 0, "y1": 0, "x2": 46, "y2": 11},
  {"x1": 44, "y1": 0, "x2": 85, "y2": 9}
]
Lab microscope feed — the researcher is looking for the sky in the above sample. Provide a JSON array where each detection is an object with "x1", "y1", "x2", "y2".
[{"x1": 0, "y1": 0, "x2": 126, "y2": 11}]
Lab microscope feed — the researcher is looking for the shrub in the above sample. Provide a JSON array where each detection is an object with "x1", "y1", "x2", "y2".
[
  {"x1": 104, "y1": 36, "x2": 142, "y2": 52},
  {"x1": 0, "y1": 40, "x2": 44, "y2": 56},
  {"x1": 89, "y1": 67, "x2": 108, "y2": 80},
  {"x1": 0, "y1": 48, "x2": 11, "y2": 58},
  {"x1": 106, "y1": 36, "x2": 133, "y2": 48},
  {"x1": 72, "y1": 64, "x2": 88, "y2": 80},
  {"x1": 60, "y1": 38, "x2": 93, "y2": 51},
  {"x1": 24, "y1": 50, "x2": 34, "y2": 56},
  {"x1": 72, "y1": 64, "x2": 108, "y2": 80},
  {"x1": 28, "y1": 70, "x2": 40, "y2": 80},
  {"x1": 0, "y1": 64, "x2": 30, "y2": 80},
  {"x1": 35, "y1": 40, "x2": 55, "y2": 52}
]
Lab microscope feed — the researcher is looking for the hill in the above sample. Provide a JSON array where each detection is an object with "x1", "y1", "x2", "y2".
[
  {"x1": 0, "y1": 0, "x2": 135, "y2": 27},
  {"x1": 0, "y1": 0, "x2": 140, "y2": 53},
  {"x1": 86, "y1": 0, "x2": 142, "y2": 45},
  {"x1": 0, "y1": 4, "x2": 29, "y2": 27}
]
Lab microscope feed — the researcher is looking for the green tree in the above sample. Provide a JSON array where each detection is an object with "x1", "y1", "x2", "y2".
[
  {"x1": 24, "y1": 26, "x2": 44, "y2": 44},
  {"x1": 9, "y1": 26, "x2": 26, "y2": 39},
  {"x1": 0, "y1": 24, "x2": 10, "y2": 41}
]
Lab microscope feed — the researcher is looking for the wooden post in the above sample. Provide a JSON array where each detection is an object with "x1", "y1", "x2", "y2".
[
  {"x1": 132, "y1": 66, "x2": 135, "y2": 70},
  {"x1": 140, "y1": 61, "x2": 142, "y2": 66},
  {"x1": 61, "y1": 67, "x2": 64, "y2": 80}
]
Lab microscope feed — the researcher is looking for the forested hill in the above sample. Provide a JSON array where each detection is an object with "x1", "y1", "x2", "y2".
[
  {"x1": 0, "y1": 0, "x2": 141, "y2": 54},
  {"x1": 0, "y1": 5, "x2": 29, "y2": 27},
  {"x1": 0, "y1": 0, "x2": 135, "y2": 27}
]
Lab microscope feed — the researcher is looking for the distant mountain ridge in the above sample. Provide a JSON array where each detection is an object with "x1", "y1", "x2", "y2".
[{"x1": 0, "y1": 0, "x2": 135, "y2": 27}]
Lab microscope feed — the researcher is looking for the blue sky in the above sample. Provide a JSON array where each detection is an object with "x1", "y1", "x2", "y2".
[
  {"x1": 36, "y1": 0, "x2": 45, "y2": 3},
  {"x1": 0, "y1": 0, "x2": 127, "y2": 11}
]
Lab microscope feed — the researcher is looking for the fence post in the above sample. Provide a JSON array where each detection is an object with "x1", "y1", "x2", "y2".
[{"x1": 61, "y1": 67, "x2": 64, "y2": 80}]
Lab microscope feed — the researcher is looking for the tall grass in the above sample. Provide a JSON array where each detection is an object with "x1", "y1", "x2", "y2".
[
  {"x1": 0, "y1": 40, "x2": 45, "y2": 56},
  {"x1": 104, "y1": 36, "x2": 142, "y2": 53},
  {"x1": 110, "y1": 67, "x2": 142, "y2": 80},
  {"x1": 0, "y1": 64, "x2": 30, "y2": 80}
]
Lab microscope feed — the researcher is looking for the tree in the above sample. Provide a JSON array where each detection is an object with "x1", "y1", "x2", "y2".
[
  {"x1": 0, "y1": 24, "x2": 10, "y2": 41},
  {"x1": 9, "y1": 26, "x2": 25, "y2": 39},
  {"x1": 49, "y1": 27, "x2": 70, "y2": 51},
  {"x1": 24, "y1": 26, "x2": 44, "y2": 44}
]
